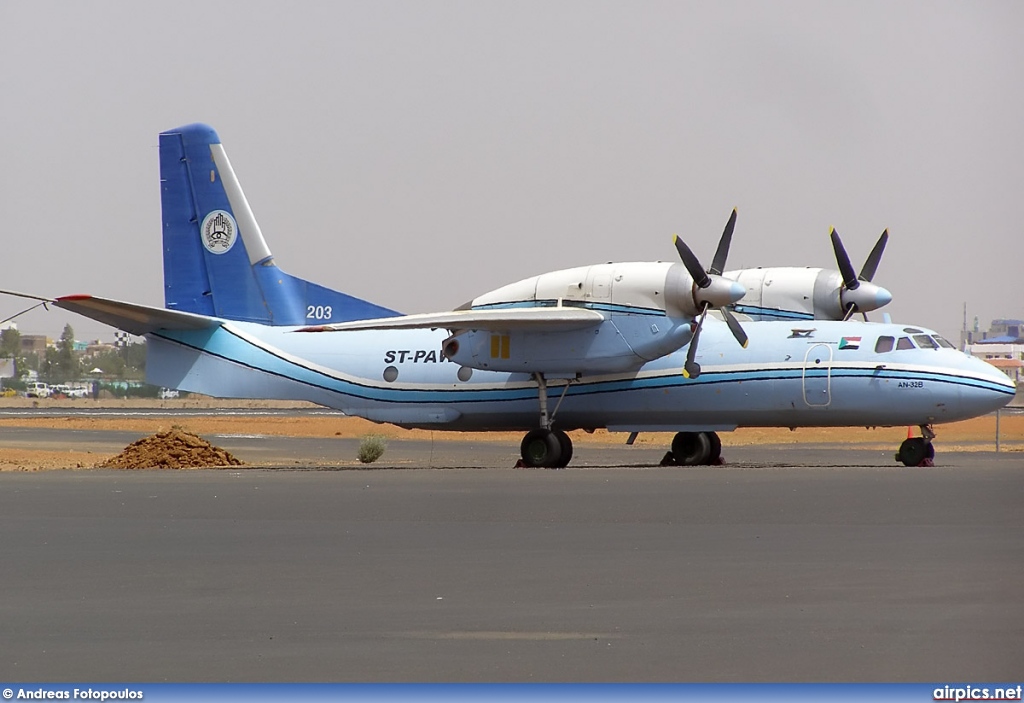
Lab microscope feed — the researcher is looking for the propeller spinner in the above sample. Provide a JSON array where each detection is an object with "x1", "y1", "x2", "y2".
[
  {"x1": 673, "y1": 208, "x2": 748, "y2": 379},
  {"x1": 829, "y1": 227, "x2": 892, "y2": 321}
]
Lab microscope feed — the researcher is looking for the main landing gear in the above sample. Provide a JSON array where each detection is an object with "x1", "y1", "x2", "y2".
[
  {"x1": 661, "y1": 431, "x2": 723, "y2": 466},
  {"x1": 896, "y1": 424, "x2": 936, "y2": 467},
  {"x1": 518, "y1": 373, "x2": 574, "y2": 468}
]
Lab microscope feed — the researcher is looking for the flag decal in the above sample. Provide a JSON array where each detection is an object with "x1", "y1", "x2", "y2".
[{"x1": 839, "y1": 336, "x2": 861, "y2": 350}]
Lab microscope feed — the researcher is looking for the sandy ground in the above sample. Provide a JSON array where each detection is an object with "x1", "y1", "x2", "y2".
[{"x1": 0, "y1": 397, "x2": 1020, "y2": 470}]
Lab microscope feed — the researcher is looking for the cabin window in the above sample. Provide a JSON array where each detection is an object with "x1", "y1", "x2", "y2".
[
  {"x1": 914, "y1": 334, "x2": 939, "y2": 349},
  {"x1": 875, "y1": 336, "x2": 895, "y2": 353},
  {"x1": 896, "y1": 337, "x2": 915, "y2": 350}
]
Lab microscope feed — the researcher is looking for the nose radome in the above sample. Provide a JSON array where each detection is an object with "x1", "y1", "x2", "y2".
[{"x1": 965, "y1": 356, "x2": 1017, "y2": 410}]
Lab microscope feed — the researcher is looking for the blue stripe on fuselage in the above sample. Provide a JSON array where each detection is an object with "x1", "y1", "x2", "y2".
[{"x1": 151, "y1": 323, "x2": 1014, "y2": 407}]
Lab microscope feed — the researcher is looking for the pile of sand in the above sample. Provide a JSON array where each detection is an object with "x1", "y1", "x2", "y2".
[{"x1": 96, "y1": 428, "x2": 244, "y2": 469}]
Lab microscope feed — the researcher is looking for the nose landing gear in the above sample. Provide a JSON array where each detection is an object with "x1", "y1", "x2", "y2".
[{"x1": 896, "y1": 424, "x2": 936, "y2": 466}]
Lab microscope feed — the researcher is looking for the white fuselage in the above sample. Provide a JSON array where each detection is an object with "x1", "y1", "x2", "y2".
[{"x1": 145, "y1": 318, "x2": 1014, "y2": 433}]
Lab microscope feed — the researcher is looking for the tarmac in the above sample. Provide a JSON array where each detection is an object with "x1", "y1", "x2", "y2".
[{"x1": 0, "y1": 429, "x2": 1021, "y2": 682}]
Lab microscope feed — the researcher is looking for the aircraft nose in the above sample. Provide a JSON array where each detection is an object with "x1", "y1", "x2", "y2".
[{"x1": 961, "y1": 356, "x2": 1017, "y2": 414}]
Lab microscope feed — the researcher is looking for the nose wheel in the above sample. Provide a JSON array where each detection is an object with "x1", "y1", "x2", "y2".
[{"x1": 896, "y1": 425, "x2": 936, "y2": 466}]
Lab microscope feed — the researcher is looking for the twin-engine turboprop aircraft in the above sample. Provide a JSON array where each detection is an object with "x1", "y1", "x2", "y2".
[{"x1": 3, "y1": 124, "x2": 1014, "y2": 468}]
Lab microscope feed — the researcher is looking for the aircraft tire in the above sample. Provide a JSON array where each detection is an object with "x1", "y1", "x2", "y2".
[
  {"x1": 705, "y1": 432, "x2": 722, "y2": 464},
  {"x1": 553, "y1": 429, "x2": 573, "y2": 468},
  {"x1": 521, "y1": 428, "x2": 563, "y2": 468},
  {"x1": 671, "y1": 431, "x2": 711, "y2": 466},
  {"x1": 897, "y1": 437, "x2": 929, "y2": 466}
]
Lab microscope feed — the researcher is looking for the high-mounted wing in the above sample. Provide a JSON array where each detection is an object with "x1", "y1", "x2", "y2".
[{"x1": 297, "y1": 306, "x2": 606, "y2": 333}]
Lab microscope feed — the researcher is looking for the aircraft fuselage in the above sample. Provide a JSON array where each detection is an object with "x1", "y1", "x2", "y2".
[{"x1": 145, "y1": 318, "x2": 1014, "y2": 433}]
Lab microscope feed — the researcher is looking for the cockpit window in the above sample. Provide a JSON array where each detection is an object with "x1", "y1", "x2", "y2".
[
  {"x1": 896, "y1": 337, "x2": 915, "y2": 350},
  {"x1": 875, "y1": 336, "x2": 895, "y2": 353},
  {"x1": 913, "y1": 334, "x2": 939, "y2": 349},
  {"x1": 934, "y1": 336, "x2": 955, "y2": 349}
]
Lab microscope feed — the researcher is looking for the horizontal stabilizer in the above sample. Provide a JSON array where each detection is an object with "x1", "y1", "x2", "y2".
[
  {"x1": 297, "y1": 306, "x2": 606, "y2": 333},
  {"x1": 53, "y1": 295, "x2": 220, "y2": 336}
]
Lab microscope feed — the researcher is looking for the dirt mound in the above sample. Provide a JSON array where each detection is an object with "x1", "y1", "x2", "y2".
[{"x1": 97, "y1": 428, "x2": 244, "y2": 469}]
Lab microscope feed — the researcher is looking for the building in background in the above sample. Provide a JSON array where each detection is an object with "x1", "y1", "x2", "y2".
[
  {"x1": 961, "y1": 312, "x2": 1024, "y2": 348},
  {"x1": 965, "y1": 319, "x2": 1024, "y2": 384}
]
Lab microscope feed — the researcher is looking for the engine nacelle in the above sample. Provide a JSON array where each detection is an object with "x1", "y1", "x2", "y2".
[
  {"x1": 468, "y1": 260, "x2": 741, "y2": 321},
  {"x1": 435, "y1": 260, "x2": 744, "y2": 374},
  {"x1": 726, "y1": 267, "x2": 891, "y2": 321},
  {"x1": 442, "y1": 316, "x2": 693, "y2": 375}
]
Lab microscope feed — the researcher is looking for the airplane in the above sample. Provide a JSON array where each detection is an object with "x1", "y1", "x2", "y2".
[{"x1": 2, "y1": 123, "x2": 1014, "y2": 469}]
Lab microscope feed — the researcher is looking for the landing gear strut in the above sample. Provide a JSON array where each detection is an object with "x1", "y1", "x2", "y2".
[
  {"x1": 518, "y1": 373, "x2": 574, "y2": 468},
  {"x1": 896, "y1": 424, "x2": 936, "y2": 467},
  {"x1": 662, "y1": 431, "x2": 723, "y2": 466}
]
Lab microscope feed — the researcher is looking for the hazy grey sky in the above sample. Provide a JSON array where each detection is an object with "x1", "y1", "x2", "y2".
[{"x1": 2, "y1": 1, "x2": 1021, "y2": 342}]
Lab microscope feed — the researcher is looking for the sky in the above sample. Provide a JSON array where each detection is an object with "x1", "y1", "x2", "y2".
[{"x1": 1, "y1": 0, "x2": 1021, "y2": 344}]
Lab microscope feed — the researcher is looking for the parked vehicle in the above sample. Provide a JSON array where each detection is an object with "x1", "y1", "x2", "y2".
[
  {"x1": 158, "y1": 388, "x2": 180, "y2": 399},
  {"x1": 26, "y1": 382, "x2": 50, "y2": 398}
]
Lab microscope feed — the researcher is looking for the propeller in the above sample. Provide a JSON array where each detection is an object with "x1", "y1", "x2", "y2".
[
  {"x1": 673, "y1": 208, "x2": 748, "y2": 379},
  {"x1": 829, "y1": 227, "x2": 892, "y2": 321}
]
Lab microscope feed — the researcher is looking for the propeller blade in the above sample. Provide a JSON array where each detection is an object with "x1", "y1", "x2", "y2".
[
  {"x1": 858, "y1": 229, "x2": 889, "y2": 282},
  {"x1": 709, "y1": 208, "x2": 737, "y2": 276},
  {"x1": 842, "y1": 303, "x2": 857, "y2": 321},
  {"x1": 682, "y1": 304, "x2": 709, "y2": 379},
  {"x1": 673, "y1": 235, "x2": 711, "y2": 289},
  {"x1": 830, "y1": 227, "x2": 860, "y2": 291},
  {"x1": 719, "y1": 306, "x2": 749, "y2": 348}
]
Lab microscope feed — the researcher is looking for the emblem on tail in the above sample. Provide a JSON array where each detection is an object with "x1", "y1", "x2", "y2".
[{"x1": 200, "y1": 210, "x2": 237, "y2": 254}]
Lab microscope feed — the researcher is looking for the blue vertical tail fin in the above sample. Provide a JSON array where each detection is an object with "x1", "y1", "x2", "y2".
[{"x1": 159, "y1": 123, "x2": 399, "y2": 325}]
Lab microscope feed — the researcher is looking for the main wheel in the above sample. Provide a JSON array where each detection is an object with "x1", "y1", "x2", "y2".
[
  {"x1": 520, "y1": 428, "x2": 563, "y2": 468},
  {"x1": 897, "y1": 437, "x2": 929, "y2": 466},
  {"x1": 552, "y1": 429, "x2": 573, "y2": 468},
  {"x1": 705, "y1": 432, "x2": 722, "y2": 464},
  {"x1": 671, "y1": 431, "x2": 711, "y2": 466}
]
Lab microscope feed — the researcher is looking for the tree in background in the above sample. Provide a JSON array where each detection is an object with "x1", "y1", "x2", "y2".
[
  {"x1": 85, "y1": 340, "x2": 146, "y2": 380},
  {"x1": 87, "y1": 348, "x2": 127, "y2": 378},
  {"x1": 0, "y1": 327, "x2": 27, "y2": 378},
  {"x1": 41, "y1": 324, "x2": 81, "y2": 382},
  {"x1": 0, "y1": 328, "x2": 20, "y2": 358}
]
